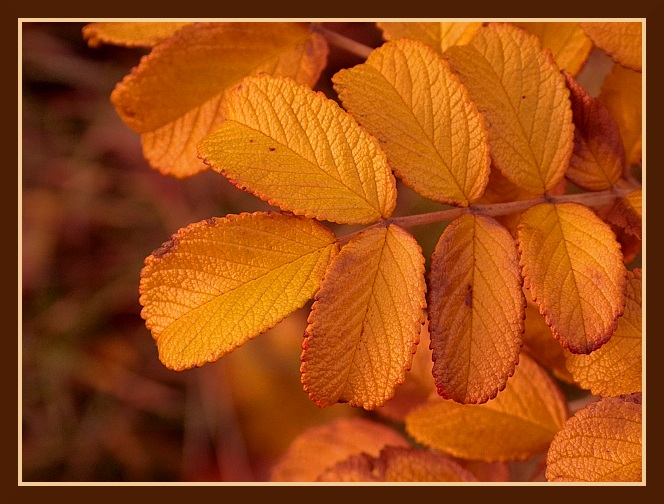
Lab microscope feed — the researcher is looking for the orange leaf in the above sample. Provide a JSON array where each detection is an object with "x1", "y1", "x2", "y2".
[
  {"x1": 566, "y1": 269, "x2": 642, "y2": 396},
  {"x1": 517, "y1": 202, "x2": 627, "y2": 354},
  {"x1": 405, "y1": 353, "x2": 568, "y2": 462},
  {"x1": 602, "y1": 188, "x2": 643, "y2": 241},
  {"x1": 581, "y1": 22, "x2": 642, "y2": 71},
  {"x1": 82, "y1": 22, "x2": 192, "y2": 48},
  {"x1": 564, "y1": 72, "x2": 625, "y2": 191},
  {"x1": 428, "y1": 214, "x2": 525, "y2": 404},
  {"x1": 546, "y1": 395, "x2": 642, "y2": 482},
  {"x1": 333, "y1": 39, "x2": 490, "y2": 207},
  {"x1": 269, "y1": 417, "x2": 410, "y2": 482},
  {"x1": 199, "y1": 74, "x2": 397, "y2": 225},
  {"x1": 444, "y1": 23, "x2": 574, "y2": 195},
  {"x1": 139, "y1": 212, "x2": 337, "y2": 371},
  {"x1": 301, "y1": 224, "x2": 426, "y2": 409},
  {"x1": 377, "y1": 21, "x2": 482, "y2": 54},
  {"x1": 111, "y1": 22, "x2": 328, "y2": 177}
]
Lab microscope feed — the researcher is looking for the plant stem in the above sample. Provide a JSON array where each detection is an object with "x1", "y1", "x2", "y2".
[{"x1": 310, "y1": 23, "x2": 374, "y2": 60}]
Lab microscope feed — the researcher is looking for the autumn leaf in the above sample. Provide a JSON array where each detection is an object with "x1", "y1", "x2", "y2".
[
  {"x1": 428, "y1": 213, "x2": 525, "y2": 404},
  {"x1": 444, "y1": 23, "x2": 574, "y2": 195},
  {"x1": 376, "y1": 21, "x2": 482, "y2": 54},
  {"x1": 405, "y1": 353, "x2": 568, "y2": 462},
  {"x1": 199, "y1": 74, "x2": 397, "y2": 225},
  {"x1": 110, "y1": 22, "x2": 328, "y2": 178},
  {"x1": 333, "y1": 38, "x2": 490, "y2": 207},
  {"x1": 581, "y1": 22, "x2": 642, "y2": 71},
  {"x1": 517, "y1": 202, "x2": 627, "y2": 354},
  {"x1": 301, "y1": 224, "x2": 426, "y2": 409},
  {"x1": 605, "y1": 189, "x2": 643, "y2": 240},
  {"x1": 564, "y1": 72, "x2": 625, "y2": 191},
  {"x1": 565, "y1": 269, "x2": 642, "y2": 397},
  {"x1": 139, "y1": 212, "x2": 338, "y2": 371},
  {"x1": 270, "y1": 417, "x2": 411, "y2": 482},
  {"x1": 546, "y1": 395, "x2": 642, "y2": 482},
  {"x1": 82, "y1": 22, "x2": 192, "y2": 48}
]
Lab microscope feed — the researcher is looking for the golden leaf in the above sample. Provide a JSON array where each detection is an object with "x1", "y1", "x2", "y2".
[
  {"x1": 581, "y1": 22, "x2": 642, "y2": 71},
  {"x1": 139, "y1": 212, "x2": 337, "y2": 371},
  {"x1": 566, "y1": 269, "x2": 642, "y2": 396},
  {"x1": 405, "y1": 353, "x2": 568, "y2": 462},
  {"x1": 546, "y1": 395, "x2": 642, "y2": 482},
  {"x1": 376, "y1": 21, "x2": 482, "y2": 54},
  {"x1": 269, "y1": 417, "x2": 410, "y2": 482},
  {"x1": 428, "y1": 213, "x2": 525, "y2": 404},
  {"x1": 444, "y1": 23, "x2": 574, "y2": 195},
  {"x1": 111, "y1": 22, "x2": 328, "y2": 178},
  {"x1": 564, "y1": 72, "x2": 625, "y2": 191},
  {"x1": 199, "y1": 75, "x2": 397, "y2": 225},
  {"x1": 301, "y1": 224, "x2": 426, "y2": 409},
  {"x1": 517, "y1": 202, "x2": 627, "y2": 354},
  {"x1": 82, "y1": 22, "x2": 192, "y2": 48},
  {"x1": 333, "y1": 38, "x2": 490, "y2": 207}
]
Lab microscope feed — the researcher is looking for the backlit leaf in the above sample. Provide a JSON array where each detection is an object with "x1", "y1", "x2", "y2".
[
  {"x1": 317, "y1": 446, "x2": 479, "y2": 482},
  {"x1": 82, "y1": 22, "x2": 192, "y2": 48},
  {"x1": 564, "y1": 72, "x2": 625, "y2": 191},
  {"x1": 301, "y1": 224, "x2": 426, "y2": 409},
  {"x1": 546, "y1": 395, "x2": 642, "y2": 482},
  {"x1": 581, "y1": 22, "x2": 642, "y2": 71},
  {"x1": 111, "y1": 22, "x2": 328, "y2": 177},
  {"x1": 517, "y1": 202, "x2": 627, "y2": 354},
  {"x1": 139, "y1": 212, "x2": 338, "y2": 371},
  {"x1": 406, "y1": 353, "x2": 568, "y2": 462},
  {"x1": 270, "y1": 417, "x2": 410, "y2": 482},
  {"x1": 377, "y1": 21, "x2": 482, "y2": 54},
  {"x1": 514, "y1": 22, "x2": 593, "y2": 76},
  {"x1": 199, "y1": 75, "x2": 397, "y2": 225},
  {"x1": 566, "y1": 269, "x2": 642, "y2": 397},
  {"x1": 445, "y1": 23, "x2": 574, "y2": 194},
  {"x1": 428, "y1": 213, "x2": 525, "y2": 404},
  {"x1": 333, "y1": 39, "x2": 490, "y2": 207}
]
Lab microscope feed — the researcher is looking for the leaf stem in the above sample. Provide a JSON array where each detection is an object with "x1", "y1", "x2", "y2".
[{"x1": 310, "y1": 22, "x2": 374, "y2": 60}]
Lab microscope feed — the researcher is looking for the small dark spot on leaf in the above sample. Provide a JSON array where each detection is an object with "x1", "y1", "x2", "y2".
[
  {"x1": 249, "y1": 139, "x2": 254, "y2": 143},
  {"x1": 521, "y1": 95, "x2": 526, "y2": 99},
  {"x1": 152, "y1": 239, "x2": 176, "y2": 259},
  {"x1": 268, "y1": 147, "x2": 276, "y2": 152},
  {"x1": 465, "y1": 284, "x2": 473, "y2": 308}
]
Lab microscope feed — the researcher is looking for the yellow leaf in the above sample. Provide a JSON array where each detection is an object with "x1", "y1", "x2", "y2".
[
  {"x1": 199, "y1": 75, "x2": 396, "y2": 225},
  {"x1": 301, "y1": 224, "x2": 426, "y2": 409},
  {"x1": 317, "y1": 446, "x2": 479, "y2": 482},
  {"x1": 546, "y1": 395, "x2": 642, "y2": 482},
  {"x1": 564, "y1": 72, "x2": 625, "y2": 191},
  {"x1": 581, "y1": 22, "x2": 642, "y2": 71},
  {"x1": 111, "y1": 22, "x2": 328, "y2": 178},
  {"x1": 270, "y1": 417, "x2": 411, "y2": 482},
  {"x1": 333, "y1": 39, "x2": 490, "y2": 207},
  {"x1": 405, "y1": 353, "x2": 568, "y2": 462},
  {"x1": 444, "y1": 23, "x2": 574, "y2": 195},
  {"x1": 600, "y1": 63, "x2": 642, "y2": 166},
  {"x1": 428, "y1": 214, "x2": 525, "y2": 404},
  {"x1": 139, "y1": 212, "x2": 338, "y2": 371},
  {"x1": 82, "y1": 22, "x2": 192, "y2": 48},
  {"x1": 566, "y1": 269, "x2": 642, "y2": 396},
  {"x1": 514, "y1": 22, "x2": 593, "y2": 76},
  {"x1": 376, "y1": 21, "x2": 482, "y2": 54},
  {"x1": 517, "y1": 202, "x2": 627, "y2": 354}
]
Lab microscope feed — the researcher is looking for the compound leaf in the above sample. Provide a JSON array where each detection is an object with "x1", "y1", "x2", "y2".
[
  {"x1": 301, "y1": 224, "x2": 426, "y2": 409},
  {"x1": 139, "y1": 212, "x2": 338, "y2": 371},
  {"x1": 428, "y1": 213, "x2": 525, "y2": 404},
  {"x1": 82, "y1": 22, "x2": 192, "y2": 48},
  {"x1": 581, "y1": 22, "x2": 642, "y2": 71},
  {"x1": 517, "y1": 202, "x2": 627, "y2": 354},
  {"x1": 376, "y1": 21, "x2": 482, "y2": 55},
  {"x1": 333, "y1": 38, "x2": 490, "y2": 207},
  {"x1": 199, "y1": 75, "x2": 397, "y2": 225}
]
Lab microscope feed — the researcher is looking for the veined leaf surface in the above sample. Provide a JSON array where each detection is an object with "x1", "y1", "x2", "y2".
[
  {"x1": 581, "y1": 22, "x2": 642, "y2": 71},
  {"x1": 517, "y1": 202, "x2": 627, "y2": 354},
  {"x1": 428, "y1": 213, "x2": 525, "y2": 404},
  {"x1": 333, "y1": 39, "x2": 490, "y2": 207},
  {"x1": 82, "y1": 22, "x2": 192, "y2": 48},
  {"x1": 200, "y1": 75, "x2": 397, "y2": 225},
  {"x1": 406, "y1": 353, "x2": 568, "y2": 462},
  {"x1": 139, "y1": 212, "x2": 338, "y2": 371},
  {"x1": 376, "y1": 21, "x2": 482, "y2": 54},
  {"x1": 445, "y1": 23, "x2": 574, "y2": 195},
  {"x1": 301, "y1": 224, "x2": 426, "y2": 409},
  {"x1": 110, "y1": 22, "x2": 328, "y2": 177},
  {"x1": 546, "y1": 395, "x2": 642, "y2": 482}
]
